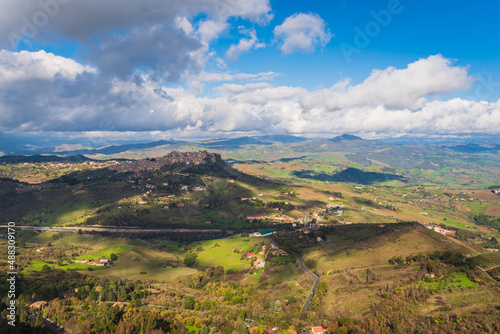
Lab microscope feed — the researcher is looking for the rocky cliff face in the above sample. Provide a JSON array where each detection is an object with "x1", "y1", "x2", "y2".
[{"x1": 108, "y1": 151, "x2": 222, "y2": 173}]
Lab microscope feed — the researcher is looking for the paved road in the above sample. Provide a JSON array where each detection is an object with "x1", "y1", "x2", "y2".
[
  {"x1": 43, "y1": 316, "x2": 65, "y2": 334},
  {"x1": 1, "y1": 225, "x2": 226, "y2": 234},
  {"x1": 295, "y1": 253, "x2": 319, "y2": 314}
]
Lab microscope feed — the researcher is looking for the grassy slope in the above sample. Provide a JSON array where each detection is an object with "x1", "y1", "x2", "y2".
[
  {"x1": 20, "y1": 260, "x2": 108, "y2": 273},
  {"x1": 473, "y1": 252, "x2": 500, "y2": 270},
  {"x1": 189, "y1": 235, "x2": 264, "y2": 271},
  {"x1": 23, "y1": 232, "x2": 194, "y2": 281},
  {"x1": 306, "y1": 225, "x2": 482, "y2": 272},
  {"x1": 298, "y1": 224, "x2": 491, "y2": 317},
  {"x1": 81, "y1": 251, "x2": 196, "y2": 280}
]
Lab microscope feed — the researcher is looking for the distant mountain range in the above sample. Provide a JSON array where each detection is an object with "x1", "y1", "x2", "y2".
[
  {"x1": 0, "y1": 135, "x2": 312, "y2": 156},
  {"x1": 0, "y1": 154, "x2": 94, "y2": 163},
  {"x1": 56, "y1": 140, "x2": 184, "y2": 156},
  {"x1": 443, "y1": 143, "x2": 500, "y2": 153},
  {"x1": 1, "y1": 134, "x2": 500, "y2": 163},
  {"x1": 200, "y1": 135, "x2": 309, "y2": 148},
  {"x1": 329, "y1": 134, "x2": 363, "y2": 141}
]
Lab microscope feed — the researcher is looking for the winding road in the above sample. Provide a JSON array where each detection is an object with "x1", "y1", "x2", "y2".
[{"x1": 295, "y1": 253, "x2": 319, "y2": 314}]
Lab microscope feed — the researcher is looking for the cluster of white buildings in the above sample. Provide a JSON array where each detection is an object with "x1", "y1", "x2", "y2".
[
  {"x1": 425, "y1": 224, "x2": 456, "y2": 237},
  {"x1": 75, "y1": 258, "x2": 110, "y2": 266}
]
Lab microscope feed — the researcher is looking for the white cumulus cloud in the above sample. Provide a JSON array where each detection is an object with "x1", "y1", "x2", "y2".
[
  {"x1": 0, "y1": 0, "x2": 273, "y2": 81},
  {"x1": 301, "y1": 55, "x2": 472, "y2": 110},
  {"x1": 273, "y1": 12, "x2": 332, "y2": 54},
  {"x1": 0, "y1": 50, "x2": 96, "y2": 84},
  {"x1": 1, "y1": 52, "x2": 498, "y2": 139},
  {"x1": 226, "y1": 29, "x2": 265, "y2": 61}
]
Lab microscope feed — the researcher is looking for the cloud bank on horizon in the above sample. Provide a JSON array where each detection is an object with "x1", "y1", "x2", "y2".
[{"x1": 0, "y1": 0, "x2": 499, "y2": 141}]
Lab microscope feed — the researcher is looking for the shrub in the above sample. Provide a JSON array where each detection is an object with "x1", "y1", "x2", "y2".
[
  {"x1": 339, "y1": 317, "x2": 353, "y2": 327},
  {"x1": 304, "y1": 258, "x2": 318, "y2": 269},
  {"x1": 184, "y1": 252, "x2": 198, "y2": 267}
]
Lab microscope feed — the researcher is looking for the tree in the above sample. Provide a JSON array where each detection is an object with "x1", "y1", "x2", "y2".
[
  {"x1": 388, "y1": 255, "x2": 404, "y2": 265},
  {"x1": 184, "y1": 252, "x2": 198, "y2": 267},
  {"x1": 366, "y1": 268, "x2": 374, "y2": 283},
  {"x1": 338, "y1": 317, "x2": 353, "y2": 327},
  {"x1": 35, "y1": 310, "x2": 44, "y2": 329},
  {"x1": 183, "y1": 296, "x2": 196, "y2": 310},
  {"x1": 236, "y1": 317, "x2": 247, "y2": 333},
  {"x1": 214, "y1": 266, "x2": 224, "y2": 277},
  {"x1": 110, "y1": 253, "x2": 118, "y2": 261},
  {"x1": 315, "y1": 278, "x2": 329, "y2": 300},
  {"x1": 107, "y1": 291, "x2": 116, "y2": 301},
  {"x1": 304, "y1": 258, "x2": 318, "y2": 269},
  {"x1": 272, "y1": 300, "x2": 283, "y2": 314},
  {"x1": 41, "y1": 264, "x2": 51, "y2": 273}
]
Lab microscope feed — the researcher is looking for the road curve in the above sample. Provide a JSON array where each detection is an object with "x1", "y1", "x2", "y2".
[
  {"x1": 43, "y1": 316, "x2": 65, "y2": 334},
  {"x1": 295, "y1": 253, "x2": 319, "y2": 314}
]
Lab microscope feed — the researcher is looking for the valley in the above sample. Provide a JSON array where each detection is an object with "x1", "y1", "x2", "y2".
[{"x1": 1, "y1": 135, "x2": 500, "y2": 333}]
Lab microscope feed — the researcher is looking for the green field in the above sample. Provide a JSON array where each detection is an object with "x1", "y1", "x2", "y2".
[
  {"x1": 81, "y1": 251, "x2": 196, "y2": 280},
  {"x1": 468, "y1": 202, "x2": 488, "y2": 215},
  {"x1": 473, "y1": 252, "x2": 500, "y2": 270},
  {"x1": 419, "y1": 272, "x2": 479, "y2": 290},
  {"x1": 190, "y1": 235, "x2": 264, "y2": 271},
  {"x1": 21, "y1": 260, "x2": 108, "y2": 273},
  {"x1": 20, "y1": 232, "x2": 193, "y2": 281}
]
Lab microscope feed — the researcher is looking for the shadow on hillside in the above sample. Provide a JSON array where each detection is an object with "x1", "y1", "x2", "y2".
[
  {"x1": 273, "y1": 156, "x2": 307, "y2": 163},
  {"x1": 292, "y1": 167, "x2": 406, "y2": 185}
]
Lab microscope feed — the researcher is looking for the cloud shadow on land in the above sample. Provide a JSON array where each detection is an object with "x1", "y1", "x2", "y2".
[{"x1": 292, "y1": 167, "x2": 406, "y2": 185}]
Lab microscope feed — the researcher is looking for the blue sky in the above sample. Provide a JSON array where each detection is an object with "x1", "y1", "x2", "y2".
[
  {"x1": 0, "y1": 0, "x2": 499, "y2": 146},
  {"x1": 220, "y1": 0, "x2": 500, "y2": 94}
]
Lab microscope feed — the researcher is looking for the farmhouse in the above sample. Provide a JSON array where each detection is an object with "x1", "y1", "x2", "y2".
[
  {"x1": 272, "y1": 249, "x2": 289, "y2": 256},
  {"x1": 249, "y1": 229, "x2": 276, "y2": 237},
  {"x1": 30, "y1": 301, "x2": 47, "y2": 309},
  {"x1": 246, "y1": 215, "x2": 264, "y2": 220},
  {"x1": 95, "y1": 261, "x2": 108, "y2": 267},
  {"x1": 255, "y1": 258, "x2": 266, "y2": 268},
  {"x1": 425, "y1": 224, "x2": 456, "y2": 237},
  {"x1": 295, "y1": 227, "x2": 312, "y2": 233},
  {"x1": 311, "y1": 326, "x2": 327, "y2": 334}
]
